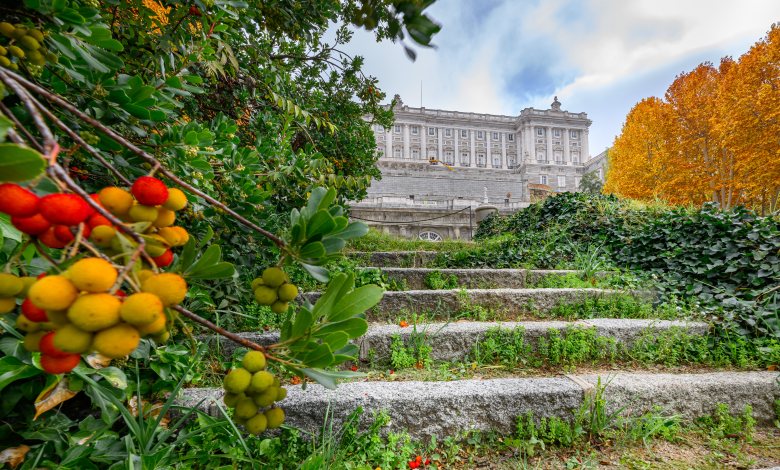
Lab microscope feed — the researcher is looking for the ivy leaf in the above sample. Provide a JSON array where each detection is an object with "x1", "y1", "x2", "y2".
[{"x1": 0, "y1": 144, "x2": 46, "y2": 182}]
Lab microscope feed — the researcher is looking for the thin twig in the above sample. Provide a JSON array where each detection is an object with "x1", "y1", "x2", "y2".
[
  {"x1": 0, "y1": 102, "x2": 43, "y2": 151},
  {"x1": 32, "y1": 240, "x2": 62, "y2": 271},
  {"x1": 0, "y1": 69, "x2": 56, "y2": 155},
  {"x1": 7, "y1": 69, "x2": 285, "y2": 248},
  {"x1": 172, "y1": 304, "x2": 266, "y2": 352}
]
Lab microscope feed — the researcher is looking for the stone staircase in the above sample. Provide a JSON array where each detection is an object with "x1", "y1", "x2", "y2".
[{"x1": 181, "y1": 252, "x2": 780, "y2": 439}]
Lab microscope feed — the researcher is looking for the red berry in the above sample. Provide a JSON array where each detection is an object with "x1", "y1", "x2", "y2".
[
  {"x1": 115, "y1": 290, "x2": 127, "y2": 298},
  {"x1": 131, "y1": 176, "x2": 169, "y2": 206},
  {"x1": 152, "y1": 249, "x2": 174, "y2": 267},
  {"x1": 54, "y1": 224, "x2": 91, "y2": 243},
  {"x1": 189, "y1": 5, "x2": 202, "y2": 16},
  {"x1": 22, "y1": 298, "x2": 48, "y2": 322},
  {"x1": 38, "y1": 194, "x2": 91, "y2": 225},
  {"x1": 39, "y1": 227, "x2": 69, "y2": 249},
  {"x1": 0, "y1": 183, "x2": 39, "y2": 217},
  {"x1": 36, "y1": 273, "x2": 47, "y2": 279},
  {"x1": 40, "y1": 353, "x2": 81, "y2": 374},
  {"x1": 87, "y1": 214, "x2": 112, "y2": 228},
  {"x1": 12, "y1": 213, "x2": 51, "y2": 235},
  {"x1": 40, "y1": 331, "x2": 69, "y2": 358}
]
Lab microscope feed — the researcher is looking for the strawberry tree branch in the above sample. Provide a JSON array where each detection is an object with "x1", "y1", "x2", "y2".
[{"x1": 4, "y1": 69, "x2": 285, "y2": 248}]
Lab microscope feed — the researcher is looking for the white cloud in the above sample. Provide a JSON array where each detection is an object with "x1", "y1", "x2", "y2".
[{"x1": 337, "y1": 0, "x2": 780, "y2": 154}]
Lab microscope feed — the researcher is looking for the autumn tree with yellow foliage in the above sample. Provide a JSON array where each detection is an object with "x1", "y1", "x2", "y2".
[{"x1": 605, "y1": 24, "x2": 780, "y2": 213}]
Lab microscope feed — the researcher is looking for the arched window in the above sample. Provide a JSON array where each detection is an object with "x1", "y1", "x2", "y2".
[{"x1": 418, "y1": 231, "x2": 442, "y2": 242}]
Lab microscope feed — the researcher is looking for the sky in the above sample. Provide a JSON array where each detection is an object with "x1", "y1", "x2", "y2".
[{"x1": 338, "y1": 0, "x2": 780, "y2": 157}]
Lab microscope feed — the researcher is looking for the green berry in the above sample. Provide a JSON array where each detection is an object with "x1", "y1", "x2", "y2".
[
  {"x1": 27, "y1": 50, "x2": 45, "y2": 66},
  {"x1": 250, "y1": 277, "x2": 264, "y2": 289},
  {"x1": 249, "y1": 370, "x2": 274, "y2": 393},
  {"x1": 253, "y1": 286, "x2": 277, "y2": 305},
  {"x1": 19, "y1": 35, "x2": 40, "y2": 50},
  {"x1": 276, "y1": 387, "x2": 287, "y2": 401},
  {"x1": 27, "y1": 29, "x2": 44, "y2": 42},
  {"x1": 252, "y1": 386, "x2": 278, "y2": 407},
  {"x1": 7, "y1": 46, "x2": 24, "y2": 59},
  {"x1": 0, "y1": 273, "x2": 23, "y2": 297},
  {"x1": 223, "y1": 392, "x2": 244, "y2": 407},
  {"x1": 261, "y1": 267, "x2": 286, "y2": 288},
  {"x1": 0, "y1": 22, "x2": 14, "y2": 38},
  {"x1": 223, "y1": 368, "x2": 251, "y2": 394},
  {"x1": 277, "y1": 283, "x2": 298, "y2": 302},
  {"x1": 241, "y1": 351, "x2": 266, "y2": 372},
  {"x1": 234, "y1": 397, "x2": 258, "y2": 419},
  {"x1": 265, "y1": 407, "x2": 285, "y2": 429},
  {"x1": 11, "y1": 25, "x2": 28, "y2": 40},
  {"x1": 270, "y1": 301, "x2": 288, "y2": 314},
  {"x1": 245, "y1": 413, "x2": 268, "y2": 435}
]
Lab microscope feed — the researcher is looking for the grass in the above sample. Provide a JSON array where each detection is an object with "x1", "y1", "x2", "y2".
[{"x1": 347, "y1": 228, "x2": 474, "y2": 253}]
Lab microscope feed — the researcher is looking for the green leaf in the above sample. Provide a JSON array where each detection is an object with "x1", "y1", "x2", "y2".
[
  {"x1": 313, "y1": 317, "x2": 368, "y2": 339},
  {"x1": 0, "y1": 144, "x2": 46, "y2": 182},
  {"x1": 333, "y1": 222, "x2": 369, "y2": 240},
  {"x1": 299, "y1": 241, "x2": 326, "y2": 259},
  {"x1": 185, "y1": 245, "x2": 222, "y2": 276},
  {"x1": 306, "y1": 210, "x2": 337, "y2": 238},
  {"x1": 302, "y1": 343, "x2": 334, "y2": 368},
  {"x1": 96, "y1": 367, "x2": 127, "y2": 389},
  {"x1": 186, "y1": 262, "x2": 235, "y2": 280},
  {"x1": 0, "y1": 356, "x2": 41, "y2": 394},
  {"x1": 0, "y1": 116, "x2": 13, "y2": 142},
  {"x1": 0, "y1": 214, "x2": 21, "y2": 243},
  {"x1": 291, "y1": 307, "x2": 314, "y2": 338},
  {"x1": 321, "y1": 237, "x2": 346, "y2": 255},
  {"x1": 327, "y1": 285, "x2": 384, "y2": 322},
  {"x1": 312, "y1": 272, "x2": 349, "y2": 318},
  {"x1": 301, "y1": 263, "x2": 329, "y2": 282},
  {"x1": 304, "y1": 187, "x2": 328, "y2": 217},
  {"x1": 301, "y1": 368, "x2": 363, "y2": 390},
  {"x1": 321, "y1": 331, "x2": 349, "y2": 351}
]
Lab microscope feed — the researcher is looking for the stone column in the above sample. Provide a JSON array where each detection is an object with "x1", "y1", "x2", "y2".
[
  {"x1": 438, "y1": 127, "x2": 444, "y2": 162},
  {"x1": 563, "y1": 128, "x2": 570, "y2": 165},
  {"x1": 470, "y1": 129, "x2": 476, "y2": 167},
  {"x1": 546, "y1": 126, "x2": 553, "y2": 163},
  {"x1": 485, "y1": 131, "x2": 491, "y2": 167},
  {"x1": 525, "y1": 125, "x2": 534, "y2": 162},
  {"x1": 403, "y1": 124, "x2": 410, "y2": 160},
  {"x1": 421, "y1": 125, "x2": 427, "y2": 160},
  {"x1": 385, "y1": 128, "x2": 392, "y2": 160},
  {"x1": 501, "y1": 132, "x2": 507, "y2": 169},
  {"x1": 454, "y1": 130, "x2": 459, "y2": 166},
  {"x1": 583, "y1": 128, "x2": 590, "y2": 161}
]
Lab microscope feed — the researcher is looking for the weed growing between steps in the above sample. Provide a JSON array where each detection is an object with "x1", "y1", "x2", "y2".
[
  {"x1": 364, "y1": 325, "x2": 780, "y2": 380},
  {"x1": 347, "y1": 229, "x2": 474, "y2": 253}
]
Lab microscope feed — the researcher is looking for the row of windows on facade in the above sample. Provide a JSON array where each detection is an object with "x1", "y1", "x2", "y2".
[
  {"x1": 381, "y1": 125, "x2": 580, "y2": 140},
  {"x1": 539, "y1": 175, "x2": 574, "y2": 187},
  {"x1": 384, "y1": 147, "x2": 582, "y2": 165}
]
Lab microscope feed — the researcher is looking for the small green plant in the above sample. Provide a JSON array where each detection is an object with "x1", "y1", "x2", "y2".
[
  {"x1": 390, "y1": 325, "x2": 434, "y2": 370},
  {"x1": 454, "y1": 289, "x2": 500, "y2": 321},
  {"x1": 537, "y1": 327, "x2": 619, "y2": 368},
  {"x1": 544, "y1": 294, "x2": 666, "y2": 320},
  {"x1": 424, "y1": 270, "x2": 460, "y2": 289},
  {"x1": 695, "y1": 404, "x2": 756, "y2": 441},
  {"x1": 471, "y1": 326, "x2": 531, "y2": 367}
]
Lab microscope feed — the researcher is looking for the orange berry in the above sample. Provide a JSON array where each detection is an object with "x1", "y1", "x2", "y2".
[
  {"x1": 98, "y1": 187, "x2": 133, "y2": 216},
  {"x1": 152, "y1": 249, "x2": 173, "y2": 267}
]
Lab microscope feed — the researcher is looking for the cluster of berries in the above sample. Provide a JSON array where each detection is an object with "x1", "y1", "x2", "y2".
[
  {"x1": 251, "y1": 267, "x2": 298, "y2": 314},
  {"x1": 4, "y1": 257, "x2": 187, "y2": 374},
  {"x1": 0, "y1": 175, "x2": 189, "y2": 267},
  {"x1": 0, "y1": 22, "x2": 56, "y2": 69},
  {"x1": 223, "y1": 351, "x2": 286, "y2": 435}
]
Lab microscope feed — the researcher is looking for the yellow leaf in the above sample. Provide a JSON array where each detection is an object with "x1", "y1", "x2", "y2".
[
  {"x1": 0, "y1": 445, "x2": 30, "y2": 469},
  {"x1": 34, "y1": 378, "x2": 78, "y2": 420}
]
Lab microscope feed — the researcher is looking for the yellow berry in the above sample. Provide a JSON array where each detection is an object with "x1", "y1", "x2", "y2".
[
  {"x1": 89, "y1": 225, "x2": 116, "y2": 247},
  {"x1": 249, "y1": 371, "x2": 274, "y2": 393},
  {"x1": 0, "y1": 22, "x2": 14, "y2": 38},
  {"x1": 19, "y1": 35, "x2": 40, "y2": 50},
  {"x1": 53, "y1": 324, "x2": 93, "y2": 354},
  {"x1": 252, "y1": 386, "x2": 277, "y2": 407},
  {"x1": 27, "y1": 29, "x2": 44, "y2": 41},
  {"x1": 163, "y1": 188, "x2": 187, "y2": 211},
  {"x1": 120, "y1": 292, "x2": 163, "y2": 326},
  {"x1": 67, "y1": 293, "x2": 121, "y2": 332},
  {"x1": 270, "y1": 301, "x2": 288, "y2": 314},
  {"x1": 7, "y1": 46, "x2": 23, "y2": 59},
  {"x1": 0, "y1": 273, "x2": 23, "y2": 297},
  {"x1": 28, "y1": 275, "x2": 78, "y2": 311},
  {"x1": 135, "y1": 311, "x2": 166, "y2": 336},
  {"x1": 23, "y1": 331, "x2": 46, "y2": 352},
  {"x1": 234, "y1": 397, "x2": 258, "y2": 420},
  {"x1": 129, "y1": 204, "x2": 158, "y2": 223},
  {"x1": 15, "y1": 314, "x2": 39, "y2": 332},
  {"x1": 92, "y1": 323, "x2": 140, "y2": 358},
  {"x1": 99, "y1": 187, "x2": 134, "y2": 216},
  {"x1": 157, "y1": 227, "x2": 181, "y2": 246},
  {"x1": 67, "y1": 258, "x2": 117, "y2": 292},
  {"x1": 223, "y1": 392, "x2": 244, "y2": 407},
  {"x1": 250, "y1": 277, "x2": 264, "y2": 290},
  {"x1": 0, "y1": 297, "x2": 15, "y2": 314},
  {"x1": 18, "y1": 276, "x2": 37, "y2": 298},
  {"x1": 153, "y1": 208, "x2": 175, "y2": 227},
  {"x1": 141, "y1": 273, "x2": 187, "y2": 306}
]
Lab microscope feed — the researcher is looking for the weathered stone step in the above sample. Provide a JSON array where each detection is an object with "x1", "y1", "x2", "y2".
[
  {"x1": 357, "y1": 319, "x2": 707, "y2": 363},
  {"x1": 202, "y1": 319, "x2": 707, "y2": 363},
  {"x1": 180, "y1": 371, "x2": 780, "y2": 439},
  {"x1": 304, "y1": 288, "x2": 654, "y2": 322},
  {"x1": 374, "y1": 267, "x2": 610, "y2": 289},
  {"x1": 348, "y1": 251, "x2": 438, "y2": 268}
]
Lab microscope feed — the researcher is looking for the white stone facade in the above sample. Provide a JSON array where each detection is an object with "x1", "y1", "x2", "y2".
[{"x1": 366, "y1": 96, "x2": 593, "y2": 204}]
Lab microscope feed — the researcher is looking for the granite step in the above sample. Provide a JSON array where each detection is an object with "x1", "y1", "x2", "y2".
[
  {"x1": 348, "y1": 251, "x2": 439, "y2": 268},
  {"x1": 179, "y1": 371, "x2": 780, "y2": 439},
  {"x1": 374, "y1": 267, "x2": 611, "y2": 289},
  {"x1": 303, "y1": 288, "x2": 655, "y2": 322},
  {"x1": 202, "y1": 318, "x2": 708, "y2": 363}
]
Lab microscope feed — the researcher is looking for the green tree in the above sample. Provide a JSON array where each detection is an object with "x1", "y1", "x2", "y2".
[{"x1": 579, "y1": 170, "x2": 603, "y2": 194}]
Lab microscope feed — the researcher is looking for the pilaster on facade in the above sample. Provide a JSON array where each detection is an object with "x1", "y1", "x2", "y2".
[
  {"x1": 546, "y1": 126, "x2": 553, "y2": 163},
  {"x1": 470, "y1": 131, "x2": 476, "y2": 168},
  {"x1": 437, "y1": 129, "x2": 444, "y2": 163},
  {"x1": 563, "y1": 127, "x2": 570, "y2": 164},
  {"x1": 403, "y1": 124, "x2": 410, "y2": 160},
  {"x1": 501, "y1": 133, "x2": 507, "y2": 169},
  {"x1": 582, "y1": 129, "x2": 590, "y2": 161}
]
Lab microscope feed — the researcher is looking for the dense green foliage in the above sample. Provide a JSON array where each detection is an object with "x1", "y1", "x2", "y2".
[{"x1": 469, "y1": 193, "x2": 780, "y2": 339}]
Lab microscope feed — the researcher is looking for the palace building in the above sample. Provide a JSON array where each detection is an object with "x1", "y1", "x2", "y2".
[{"x1": 352, "y1": 95, "x2": 596, "y2": 240}]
